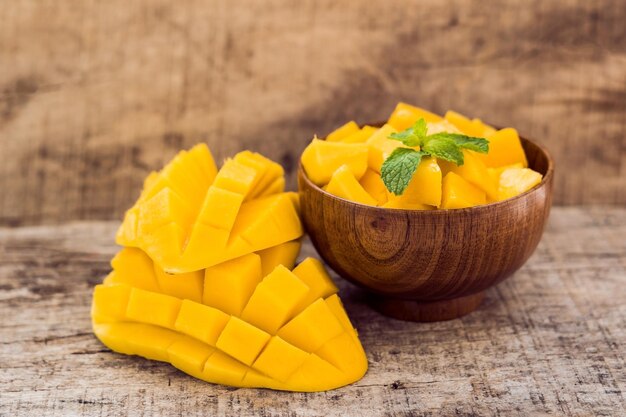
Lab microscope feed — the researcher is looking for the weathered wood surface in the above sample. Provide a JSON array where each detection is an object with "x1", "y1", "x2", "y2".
[
  {"x1": 1, "y1": 207, "x2": 625, "y2": 416},
  {"x1": 0, "y1": 1, "x2": 625, "y2": 226}
]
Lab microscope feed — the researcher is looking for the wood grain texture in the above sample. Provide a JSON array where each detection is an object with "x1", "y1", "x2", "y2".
[
  {"x1": 298, "y1": 138, "x2": 554, "y2": 321},
  {"x1": 1, "y1": 208, "x2": 625, "y2": 416},
  {"x1": 0, "y1": 0, "x2": 624, "y2": 226}
]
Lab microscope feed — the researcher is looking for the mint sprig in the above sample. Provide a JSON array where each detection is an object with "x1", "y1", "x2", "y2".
[{"x1": 381, "y1": 118, "x2": 489, "y2": 195}]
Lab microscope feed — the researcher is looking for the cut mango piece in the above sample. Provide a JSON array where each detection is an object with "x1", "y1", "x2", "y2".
[
  {"x1": 359, "y1": 169, "x2": 388, "y2": 205},
  {"x1": 174, "y1": 300, "x2": 230, "y2": 346},
  {"x1": 496, "y1": 167, "x2": 542, "y2": 201},
  {"x1": 441, "y1": 172, "x2": 487, "y2": 209},
  {"x1": 301, "y1": 139, "x2": 369, "y2": 185},
  {"x1": 92, "y1": 255, "x2": 367, "y2": 391},
  {"x1": 215, "y1": 316, "x2": 271, "y2": 366},
  {"x1": 439, "y1": 150, "x2": 498, "y2": 201},
  {"x1": 117, "y1": 146, "x2": 302, "y2": 273},
  {"x1": 366, "y1": 124, "x2": 404, "y2": 172},
  {"x1": 278, "y1": 298, "x2": 344, "y2": 353},
  {"x1": 388, "y1": 102, "x2": 443, "y2": 130},
  {"x1": 479, "y1": 128, "x2": 528, "y2": 168},
  {"x1": 154, "y1": 267, "x2": 203, "y2": 303},
  {"x1": 108, "y1": 248, "x2": 160, "y2": 292},
  {"x1": 252, "y1": 336, "x2": 309, "y2": 382},
  {"x1": 444, "y1": 110, "x2": 496, "y2": 137},
  {"x1": 203, "y1": 253, "x2": 263, "y2": 316},
  {"x1": 386, "y1": 156, "x2": 442, "y2": 207},
  {"x1": 241, "y1": 265, "x2": 310, "y2": 334},
  {"x1": 326, "y1": 121, "x2": 360, "y2": 142},
  {"x1": 256, "y1": 240, "x2": 301, "y2": 277},
  {"x1": 340, "y1": 126, "x2": 377, "y2": 143},
  {"x1": 325, "y1": 165, "x2": 378, "y2": 206}
]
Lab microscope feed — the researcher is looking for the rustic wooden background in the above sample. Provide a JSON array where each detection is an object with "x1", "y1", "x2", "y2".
[{"x1": 1, "y1": 0, "x2": 625, "y2": 226}]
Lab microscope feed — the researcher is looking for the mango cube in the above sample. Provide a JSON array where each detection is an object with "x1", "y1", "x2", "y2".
[
  {"x1": 215, "y1": 316, "x2": 271, "y2": 366},
  {"x1": 252, "y1": 336, "x2": 309, "y2": 382},
  {"x1": 496, "y1": 167, "x2": 542, "y2": 201},
  {"x1": 388, "y1": 102, "x2": 443, "y2": 130},
  {"x1": 359, "y1": 169, "x2": 388, "y2": 205},
  {"x1": 386, "y1": 156, "x2": 442, "y2": 207},
  {"x1": 479, "y1": 128, "x2": 528, "y2": 168},
  {"x1": 301, "y1": 139, "x2": 369, "y2": 185},
  {"x1": 441, "y1": 172, "x2": 487, "y2": 209},
  {"x1": 325, "y1": 165, "x2": 378, "y2": 206},
  {"x1": 325, "y1": 121, "x2": 360, "y2": 142},
  {"x1": 174, "y1": 300, "x2": 230, "y2": 346}
]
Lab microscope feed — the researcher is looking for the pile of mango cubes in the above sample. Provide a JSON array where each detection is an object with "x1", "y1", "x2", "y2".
[
  {"x1": 302, "y1": 103, "x2": 543, "y2": 209},
  {"x1": 91, "y1": 145, "x2": 367, "y2": 392}
]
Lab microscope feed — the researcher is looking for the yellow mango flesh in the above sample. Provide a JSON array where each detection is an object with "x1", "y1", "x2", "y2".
[
  {"x1": 386, "y1": 157, "x2": 442, "y2": 207},
  {"x1": 366, "y1": 124, "x2": 404, "y2": 172},
  {"x1": 439, "y1": 150, "x2": 499, "y2": 201},
  {"x1": 325, "y1": 121, "x2": 360, "y2": 142},
  {"x1": 387, "y1": 102, "x2": 443, "y2": 130},
  {"x1": 496, "y1": 167, "x2": 542, "y2": 201},
  {"x1": 117, "y1": 144, "x2": 302, "y2": 273},
  {"x1": 92, "y1": 251, "x2": 368, "y2": 392},
  {"x1": 444, "y1": 110, "x2": 496, "y2": 137},
  {"x1": 441, "y1": 172, "x2": 487, "y2": 209},
  {"x1": 359, "y1": 169, "x2": 389, "y2": 205},
  {"x1": 340, "y1": 126, "x2": 378, "y2": 143},
  {"x1": 301, "y1": 139, "x2": 369, "y2": 186},
  {"x1": 479, "y1": 128, "x2": 528, "y2": 168},
  {"x1": 325, "y1": 165, "x2": 378, "y2": 206}
]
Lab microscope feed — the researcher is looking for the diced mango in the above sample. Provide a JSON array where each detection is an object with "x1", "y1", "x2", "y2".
[
  {"x1": 326, "y1": 121, "x2": 360, "y2": 142},
  {"x1": 366, "y1": 124, "x2": 404, "y2": 172},
  {"x1": 325, "y1": 165, "x2": 378, "y2": 206},
  {"x1": 301, "y1": 139, "x2": 369, "y2": 185},
  {"x1": 91, "y1": 284, "x2": 131, "y2": 323},
  {"x1": 340, "y1": 126, "x2": 378, "y2": 143},
  {"x1": 359, "y1": 169, "x2": 388, "y2": 205},
  {"x1": 386, "y1": 156, "x2": 442, "y2": 207},
  {"x1": 256, "y1": 240, "x2": 302, "y2": 277},
  {"x1": 441, "y1": 172, "x2": 487, "y2": 209},
  {"x1": 167, "y1": 337, "x2": 216, "y2": 380},
  {"x1": 154, "y1": 267, "x2": 203, "y2": 303},
  {"x1": 203, "y1": 350, "x2": 248, "y2": 386},
  {"x1": 241, "y1": 265, "x2": 310, "y2": 333},
  {"x1": 108, "y1": 248, "x2": 160, "y2": 292},
  {"x1": 292, "y1": 258, "x2": 338, "y2": 312},
  {"x1": 174, "y1": 300, "x2": 230, "y2": 346},
  {"x1": 496, "y1": 167, "x2": 542, "y2": 201},
  {"x1": 444, "y1": 110, "x2": 496, "y2": 137},
  {"x1": 203, "y1": 253, "x2": 263, "y2": 316},
  {"x1": 252, "y1": 336, "x2": 309, "y2": 382},
  {"x1": 439, "y1": 150, "x2": 498, "y2": 201},
  {"x1": 278, "y1": 299, "x2": 344, "y2": 353},
  {"x1": 479, "y1": 128, "x2": 528, "y2": 168},
  {"x1": 215, "y1": 316, "x2": 271, "y2": 366},
  {"x1": 388, "y1": 102, "x2": 443, "y2": 130},
  {"x1": 126, "y1": 288, "x2": 182, "y2": 329}
]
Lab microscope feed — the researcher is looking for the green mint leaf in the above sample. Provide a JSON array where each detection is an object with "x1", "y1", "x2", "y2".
[
  {"x1": 388, "y1": 118, "x2": 428, "y2": 147},
  {"x1": 422, "y1": 137, "x2": 465, "y2": 165},
  {"x1": 381, "y1": 148, "x2": 424, "y2": 195},
  {"x1": 427, "y1": 133, "x2": 489, "y2": 154}
]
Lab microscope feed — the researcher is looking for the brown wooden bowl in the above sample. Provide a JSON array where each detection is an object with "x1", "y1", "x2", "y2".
[{"x1": 298, "y1": 136, "x2": 554, "y2": 322}]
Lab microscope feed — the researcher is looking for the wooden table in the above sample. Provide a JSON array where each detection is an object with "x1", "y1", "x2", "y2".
[{"x1": 1, "y1": 207, "x2": 625, "y2": 416}]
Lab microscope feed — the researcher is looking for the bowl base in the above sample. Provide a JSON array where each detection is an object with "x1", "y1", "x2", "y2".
[{"x1": 370, "y1": 291, "x2": 485, "y2": 322}]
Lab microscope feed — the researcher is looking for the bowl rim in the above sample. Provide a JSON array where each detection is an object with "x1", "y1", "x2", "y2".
[{"x1": 298, "y1": 133, "x2": 554, "y2": 214}]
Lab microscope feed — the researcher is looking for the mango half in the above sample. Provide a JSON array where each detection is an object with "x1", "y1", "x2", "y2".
[
  {"x1": 117, "y1": 145, "x2": 303, "y2": 273},
  {"x1": 92, "y1": 249, "x2": 368, "y2": 392}
]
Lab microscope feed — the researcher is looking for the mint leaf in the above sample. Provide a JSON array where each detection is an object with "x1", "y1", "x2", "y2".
[
  {"x1": 381, "y1": 148, "x2": 424, "y2": 195},
  {"x1": 388, "y1": 118, "x2": 428, "y2": 147},
  {"x1": 422, "y1": 137, "x2": 465, "y2": 165},
  {"x1": 428, "y1": 133, "x2": 489, "y2": 154}
]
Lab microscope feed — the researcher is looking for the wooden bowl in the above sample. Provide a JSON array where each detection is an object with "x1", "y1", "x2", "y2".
[{"x1": 298, "y1": 137, "x2": 554, "y2": 322}]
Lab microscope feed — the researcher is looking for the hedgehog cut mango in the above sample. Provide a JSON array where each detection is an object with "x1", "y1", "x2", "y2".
[
  {"x1": 92, "y1": 250, "x2": 368, "y2": 392},
  {"x1": 116, "y1": 144, "x2": 303, "y2": 273}
]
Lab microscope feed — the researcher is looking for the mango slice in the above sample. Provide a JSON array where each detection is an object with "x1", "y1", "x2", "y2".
[
  {"x1": 366, "y1": 124, "x2": 406, "y2": 172},
  {"x1": 116, "y1": 144, "x2": 302, "y2": 273},
  {"x1": 386, "y1": 156, "x2": 442, "y2": 207},
  {"x1": 359, "y1": 169, "x2": 389, "y2": 205},
  {"x1": 441, "y1": 172, "x2": 487, "y2": 209},
  {"x1": 388, "y1": 102, "x2": 443, "y2": 130},
  {"x1": 479, "y1": 128, "x2": 528, "y2": 168},
  {"x1": 326, "y1": 121, "x2": 360, "y2": 142},
  {"x1": 325, "y1": 165, "x2": 378, "y2": 206},
  {"x1": 301, "y1": 139, "x2": 369, "y2": 186},
  {"x1": 439, "y1": 150, "x2": 499, "y2": 201},
  {"x1": 444, "y1": 110, "x2": 496, "y2": 137},
  {"x1": 340, "y1": 126, "x2": 378, "y2": 144},
  {"x1": 495, "y1": 166, "x2": 542, "y2": 201},
  {"x1": 92, "y1": 252, "x2": 368, "y2": 392}
]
